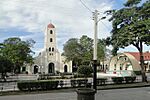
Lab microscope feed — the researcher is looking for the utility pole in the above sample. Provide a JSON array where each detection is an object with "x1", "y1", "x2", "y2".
[
  {"x1": 93, "y1": 10, "x2": 98, "y2": 60},
  {"x1": 93, "y1": 10, "x2": 99, "y2": 92}
]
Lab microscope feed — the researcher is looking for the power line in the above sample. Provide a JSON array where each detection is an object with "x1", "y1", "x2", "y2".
[
  {"x1": 79, "y1": 0, "x2": 105, "y2": 14},
  {"x1": 100, "y1": 20, "x2": 110, "y2": 30},
  {"x1": 79, "y1": 0, "x2": 93, "y2": 13}
]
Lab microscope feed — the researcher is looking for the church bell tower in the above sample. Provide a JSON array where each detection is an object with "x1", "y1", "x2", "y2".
[{"x1": 44, "y1": 23, "x2": 57, "y2": 73}]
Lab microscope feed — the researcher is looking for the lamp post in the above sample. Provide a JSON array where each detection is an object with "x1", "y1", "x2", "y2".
[
  {"x1": 93, "y1": 10, "x2": 98, "y2": 92},
  {"x1": 92, "y1": 10, "x2": 106, "y2": 92}
]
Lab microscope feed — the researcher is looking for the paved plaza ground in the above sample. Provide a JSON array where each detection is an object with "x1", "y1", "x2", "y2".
[{"x1": 0, "y1": 87, "x2": 150, "y2": 100}]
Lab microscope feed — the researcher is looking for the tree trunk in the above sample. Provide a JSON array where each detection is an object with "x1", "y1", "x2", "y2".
[{"x1": 139, "y1": 41, "x2": 146, "y2": 82}]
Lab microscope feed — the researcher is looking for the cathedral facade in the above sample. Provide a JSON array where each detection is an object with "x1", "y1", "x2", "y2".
[{"x1": 29, "y1": 23, "x2": 72, "y2": 74}]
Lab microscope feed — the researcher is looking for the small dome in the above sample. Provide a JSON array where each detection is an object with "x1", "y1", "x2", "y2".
[{"x1": 47, "y1": 23, "x2": 55, "y2": 28}]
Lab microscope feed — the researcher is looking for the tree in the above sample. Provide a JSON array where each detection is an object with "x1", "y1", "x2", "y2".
[
  {"x1": 0, "y1": 55, "x2": 13, "y2": 81},
  {"x1": 98, "y1": 39, "x2": 106, "y2": 62},
  {"x1": 79, "y1": 35, "x2": 93, "y2": 64},
  {"x1": 62, "y1": 38, "x2": 82, "y2": 67},
  {"x1": 106, "y1": 0, "x2": 150, "y2": 82},
  {"x1": 77, "y1": 65, "x2": 93, "y2": 78},
  {"x1": 63, "y1": 35, "x2": 106, "y2": 68},
  {"x1": 1, "y1": 37, "x2": 35, "y2": 73}
]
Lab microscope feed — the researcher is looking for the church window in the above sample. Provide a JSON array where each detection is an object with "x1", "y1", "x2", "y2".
[
  {"x1": 49, "y1": 53, "x2": 53, "y2": 56},
  {"x1": 49, "y1": 47, "x2": 51, "y2": 51},
  {"x1": 52, "y1": 47, "x2": 54, "y2": 51},
  {"x1": 50, "y1": 38, "x2": 53, "y2": 42},
  {"x1": 50, "y1": 30, "x2": 53, "y2": 34}
]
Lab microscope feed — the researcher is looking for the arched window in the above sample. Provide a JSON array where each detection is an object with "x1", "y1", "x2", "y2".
[
  {"x1": 49, "y1": 47, "x2": 51, "y2": 51},
  {"x1": 50, "y1": 30, "x2": 53, "y2": 34},
  {"x1": 52, "y1": 47, "x2": 54, "y2": 51},
  {"x1": 50, "y1": 38, "x2": 53, "y2": 42}
]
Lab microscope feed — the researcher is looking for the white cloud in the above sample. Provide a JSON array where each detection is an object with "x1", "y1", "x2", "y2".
[{"x1": 0, "y1": 0, "x2": 113, "y2": 54}]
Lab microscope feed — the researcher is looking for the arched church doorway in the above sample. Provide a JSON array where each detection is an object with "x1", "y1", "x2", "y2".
[
  {"x1": 64, "y1": 65, "x2": 68, "y2": 73},
  {"x1": 48, "y1": 63, "x2": 55, "y2": 73},
  {"x1": 34, "y1": 65, "x2": 38, "y2": 74}
]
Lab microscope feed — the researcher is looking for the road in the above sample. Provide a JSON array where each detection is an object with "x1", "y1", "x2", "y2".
[{"x1": 1, "y1": 87, "x2": 150, "y2": 100}]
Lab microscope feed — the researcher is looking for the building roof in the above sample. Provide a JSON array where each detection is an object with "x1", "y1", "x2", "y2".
[
  {"x1": 47, "y1": 23, "x2": 55, "y2": 28},
  {"x1": 125, "y1": 52, "x2": 150, "y2": 61}
]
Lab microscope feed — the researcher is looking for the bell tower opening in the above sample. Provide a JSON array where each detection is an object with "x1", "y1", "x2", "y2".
[{"x1": 50, "y1": 30, "x2": 53, "y2": 34}]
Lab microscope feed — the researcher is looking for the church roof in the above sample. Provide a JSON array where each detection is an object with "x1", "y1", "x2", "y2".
[{"x1": 47, "y1": 23, "x2": 55, "y2": 28}]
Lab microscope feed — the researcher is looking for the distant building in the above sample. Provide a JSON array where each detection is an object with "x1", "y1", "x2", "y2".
[
  {"x1": 126, "y1": 52, "x2": 150, "y2": 72},
  {"x1": 109, "y1": 52, "x2": 150, "y2": 74},
  {"x1": 98, "y1": 49, "x2": 112, "y2": 72},
  {"x1": 27, "y1": 23, "x2": 72, "y2": 74}
]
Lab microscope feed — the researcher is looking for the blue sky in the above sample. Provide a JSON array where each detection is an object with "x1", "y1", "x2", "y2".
[{"x1": 0, "y1": 0, "x2": 149, "y2": 56}]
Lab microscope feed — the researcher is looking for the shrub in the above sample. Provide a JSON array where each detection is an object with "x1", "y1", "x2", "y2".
[
  {"x1": 17, "y1": 80, "x2": 59, "y2": 91},
  {"x1": 111, "y1": 76, "x2": 136, "y2": 84},
  {"x1": 111, "y1": 77, "x2": 124, "y2": 84},
  {"x1": 134, "y1": 71, "x2": 141, "y2": 75},
  {"x1": 124, "y1": 76, "x2": 136, "y2": 83},
  {"x1": 77, "y1": 65, "x2": 93, "y2": 78}
]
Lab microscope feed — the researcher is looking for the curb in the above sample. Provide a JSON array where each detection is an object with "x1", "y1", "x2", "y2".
[{"x1": 97, "y1": 82, "x2": 150, "y2": 90}]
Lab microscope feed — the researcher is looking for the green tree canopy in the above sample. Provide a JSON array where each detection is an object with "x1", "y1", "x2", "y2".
[
  {"x1": 106, "y1": 0, "x2": 150, "y2": 82},
  {"x1": 0, "y1": 55, "x2": 13, "y2": 80},
  {"x1": 62, "y1": 35, "x2": 106, "y2": 67},
  {"x1": 0, "y1": 37, "x2": 35, "y2": 73},
  {"x1": 62, "y1": 38, "x2": 82, "y2": 66}
]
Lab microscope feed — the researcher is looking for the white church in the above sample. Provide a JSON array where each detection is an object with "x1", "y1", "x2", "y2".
[{"x1": 28, "y1": 23, "x2": 72, "y2": 74}]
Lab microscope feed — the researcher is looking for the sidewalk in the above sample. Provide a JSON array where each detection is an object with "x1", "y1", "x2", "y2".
[
  {"x1": 1, "y1": 82, "x2": 150, "y2": 96},
  {"x1": 97, "y1": 82, "x2": 150, "y2": 90}
]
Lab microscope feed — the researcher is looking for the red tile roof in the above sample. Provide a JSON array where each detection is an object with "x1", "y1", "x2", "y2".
[
  {"x1": 47, "y1": 23, "x2": 55, "y2": 28},
  {"x1": 126, "y1": 52, "x2": 150, "y2": 61}
]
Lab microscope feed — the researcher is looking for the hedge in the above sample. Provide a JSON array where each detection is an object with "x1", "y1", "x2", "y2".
[
  {"x1": 133, "y1": 71, "x2": 141, "y2": 75},
  {"x1": 112, "y1": 76, "x2": 136, "y2": 84},
  {"x1": 17, "y1": 80, "x2": 59, "y2": 91},
  {"x1": 124, "y1": 76, "x2": 136, "y2": 83},
  {"x1": 71, "y1": 78, "x2": 88, "y2": 87},
  {"x1": 97, "y1": 78, "x2": 107, "y2": 86},
  {"x1": 112, "y1": 77, "x2": 124, "y2": 84}
]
